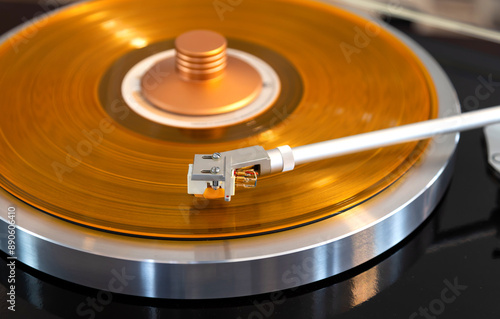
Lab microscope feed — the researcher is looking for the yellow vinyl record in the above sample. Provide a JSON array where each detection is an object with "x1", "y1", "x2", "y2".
[{"x1": 0, "y1": 0, "x2": 436, "y2": 239}]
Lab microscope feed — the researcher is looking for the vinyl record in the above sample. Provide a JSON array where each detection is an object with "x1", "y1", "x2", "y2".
[{"x1": 0, "y1": 0, "x2": 436, "y2": 239}]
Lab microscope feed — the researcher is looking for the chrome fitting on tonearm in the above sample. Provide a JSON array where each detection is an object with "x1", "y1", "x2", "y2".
[{"x1": 187, "y1": 146, "x2": 295, "y2": 201}]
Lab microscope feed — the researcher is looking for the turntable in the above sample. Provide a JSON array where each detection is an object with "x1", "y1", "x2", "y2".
[{"x1": 0, "y1": 0, "x2": 499, "y2": 318}]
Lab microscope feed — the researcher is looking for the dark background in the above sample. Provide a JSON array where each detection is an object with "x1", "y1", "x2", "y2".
[{"x1": 1, "y1": 1, "x2": 499, "y2": 318}]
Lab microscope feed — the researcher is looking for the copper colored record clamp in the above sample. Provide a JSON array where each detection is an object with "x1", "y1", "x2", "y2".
[{"x1": 141, "y1": 30, "x2": 263, "y2": 116}]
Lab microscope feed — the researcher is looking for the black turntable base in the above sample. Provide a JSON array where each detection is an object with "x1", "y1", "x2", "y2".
[{"x1": 1, "y1": 1, "x2": 499, "y2": 319}]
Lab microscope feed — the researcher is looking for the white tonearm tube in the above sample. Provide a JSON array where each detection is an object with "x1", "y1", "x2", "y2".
[{"x1": 188, "y1": 105, "x2": 500, "y2": 201}]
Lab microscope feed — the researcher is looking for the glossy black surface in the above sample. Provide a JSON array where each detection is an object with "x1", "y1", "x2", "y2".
[{"x1": 1, "y1": 2, "x2": 499, "y2": 319}]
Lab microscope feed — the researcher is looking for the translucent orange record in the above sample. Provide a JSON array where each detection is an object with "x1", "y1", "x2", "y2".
[{"x1": 0, "y1": 0, "x2": 436, "y2": 239}]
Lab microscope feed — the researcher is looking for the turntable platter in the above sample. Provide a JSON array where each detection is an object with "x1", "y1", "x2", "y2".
[{"x1": 0, "y1": 0, "x2": 459, "y2": 299}]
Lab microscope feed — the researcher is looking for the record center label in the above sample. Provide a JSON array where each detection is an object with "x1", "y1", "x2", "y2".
[{"x1": 122, "y1": 49, "x2": 281, "y2": 129}]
